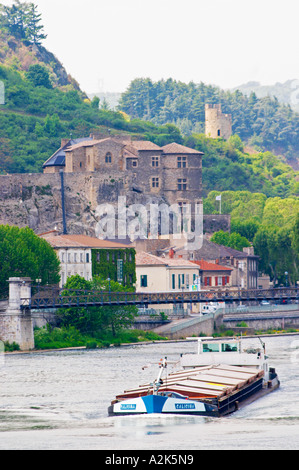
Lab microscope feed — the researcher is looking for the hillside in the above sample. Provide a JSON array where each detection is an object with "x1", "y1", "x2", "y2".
[
  {"x1": 0, "y1": 4, "x2": 80, "y2": 91},
  {"x1": 118, "y1": 78, "x2": 299, "y2": 170},
  {"x1": 0, "y1": 1, "x2": 298, "y2": 199}
]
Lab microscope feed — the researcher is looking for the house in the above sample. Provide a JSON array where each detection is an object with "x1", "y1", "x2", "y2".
[
  {"x1": 192, "y1": 259, "x2": 233, "y2": 289},
  {"x1": 135, "y1": 252, "x2": 200, "y2": 293},
  {"x1": 162, "y1": 238, "x2": 259, "y2": 289},
  {"x1": 39, "y1": 231, "x2": 135, "y2": 287}
]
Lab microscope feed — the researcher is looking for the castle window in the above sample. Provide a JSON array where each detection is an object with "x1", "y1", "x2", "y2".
[
  {"x1": 177, "y1": 156, "x2": 187, "y2": 168},
  {"x1": 152, "y1": 156, "x2": 159, "y2": 167},
  {"x1": 105, "y1": 152, "x2": 112, "y2": 163},
  {"x1": 178, "y1": 179, "x2": 187, "y2": 190},
  {"x1": 217, "y1": 129, "x2": 221, "y2": 137},
  {"x1": 151, "y1": 177, "x2": 159, "y2": 188},
  {"x1": 132, "y1": 160, "x2": 138, "y2": 167}
]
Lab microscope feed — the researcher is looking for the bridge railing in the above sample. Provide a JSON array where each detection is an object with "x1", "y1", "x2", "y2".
[{"x1": 20, "y1": 285, "x2": 299, "y2": 310}]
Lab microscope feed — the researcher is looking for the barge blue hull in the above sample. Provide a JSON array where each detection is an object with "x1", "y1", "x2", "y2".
[{"x1": 108, "y1": 375, "x2": 280, "y2": 417}]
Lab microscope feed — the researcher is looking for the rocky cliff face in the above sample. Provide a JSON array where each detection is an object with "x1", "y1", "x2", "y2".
[{"x1": 0, "y1": 171, "x2": 168, "y2": 236}]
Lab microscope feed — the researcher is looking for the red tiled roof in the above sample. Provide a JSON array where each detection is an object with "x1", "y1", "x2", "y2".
[
  {"x1": 136, "y1": 252, "x2": 166, "y2": 266},
  {"x1": 40, "y1": 234, "x2": 130, "y2": 249},
  {"x1": 136, "y1": 252, "x2": 199, "y2": 268},
  {"x1": 192, "y1": 259, "x2": 232, "y2": 271}
]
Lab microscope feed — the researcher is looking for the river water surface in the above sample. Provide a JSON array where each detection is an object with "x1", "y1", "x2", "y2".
[{"x1": 0, "y1": 335, "x2": 299, "y2": 450}]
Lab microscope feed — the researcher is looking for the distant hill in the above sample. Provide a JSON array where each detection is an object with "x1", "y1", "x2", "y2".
[
  {"x1": 231, "y1": 80, "x2": 299, "y2": 113},
  {"x1": 118, "y1": 78, "x2": 299, "y2": 171}
]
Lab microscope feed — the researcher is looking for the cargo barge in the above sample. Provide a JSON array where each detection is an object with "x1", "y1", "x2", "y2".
[{"x1": 108, "y1": 337, "x2": 280, "y2": 417}]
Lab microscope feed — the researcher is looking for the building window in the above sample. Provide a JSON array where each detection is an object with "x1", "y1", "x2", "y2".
[
  {"x1": 172, "y1": 274, "x2": 176, "y2": 290},
  {"x1": 86, "y1": 253, "x2": 89, "y2": 263},
  {"x1": 178, "y1": 274, "x2": 185, "y2": 289},
  {"x1": 132, "y1": 160, "x2": 138, "y2": 167},
  {"x1": 105, "y1": 152, "x2": 112, "y2": 163},
  {"x1": 177, "y1": 156, "x2": 187, "y2": 168},
  {"x1": 68, "y1": 253, "x2": 71, "y2": 263},
  {"x1": 140, "y1": 275, "x2": 148, "y2": 287},
  {"x1": 80, "y1": 253, "x2": 84, "y2": 263},
  {"x1": 217, "y1": 129, "x2": 221, "y2": 137},
  {"x1": 178, "y1": 178, "x2": 187, "y2": 190},
  {"x1": 151, "y1": 177, "x2": 159, "y2": 188},
  {"x1": 152, "y1": 156, "x2": 159, "y2": 167}
]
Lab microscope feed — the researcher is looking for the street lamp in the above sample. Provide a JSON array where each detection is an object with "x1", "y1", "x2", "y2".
[{"x1": 284, "y1": 271, "x2": 288, "y2": 287}]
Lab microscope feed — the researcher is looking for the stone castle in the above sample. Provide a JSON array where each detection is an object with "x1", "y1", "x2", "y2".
[
  {"x1": 43, "y1": 135, "x2": 203, "y2": 207},
  {"x1": 0, "y1": 105, "x2": 233, "y2": 236}
]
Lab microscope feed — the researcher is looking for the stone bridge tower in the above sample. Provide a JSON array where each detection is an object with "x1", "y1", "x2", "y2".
[
  {"x1": 205, "y1": 104, "x2": 232, "y2": 140},
  {"x1": 0, "y1": 278, "x2": 34, "y2": 351}
]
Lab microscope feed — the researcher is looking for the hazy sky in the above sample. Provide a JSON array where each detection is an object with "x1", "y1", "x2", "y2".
[{"x1": 2, "y1": 0, "x2": 299, "y2": 94}]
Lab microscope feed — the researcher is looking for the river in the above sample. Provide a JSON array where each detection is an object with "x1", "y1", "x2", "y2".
[{"x1": 0, "y1": 335, "x2": 299, "y2": 450}]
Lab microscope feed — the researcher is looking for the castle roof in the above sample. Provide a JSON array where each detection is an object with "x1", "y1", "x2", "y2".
[
  {"x1": 130, "y1": 141, "x2": 162, "y2": 151},
  {"x1": 43, "y1": 137, "x2": 204, "y2": 170},
  {"x1": 161, "y1": 143, "x2": 204, "y2": 155},
  {"x1": 43, "y1": 137, "x2": 93, "y2": 168}
]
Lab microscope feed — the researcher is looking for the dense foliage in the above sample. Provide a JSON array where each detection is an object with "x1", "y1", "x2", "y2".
[
  {"x1": 0, "y1": 224, "x2": 60, "y2": 297},
  {"x1": 0, "y1": 64, "x2": 191, "y2": 174},
  {"x1": 34, "y1": 324, "x2": 166, "y2": 350},
  {"x1": 210, "y1": 230, "x2": 251, "y2": 252},
  {"x1": 56, "y1": 274, "x2": 138, "y2": 337},
  {"x1": 205, "y1": 191, "x2": 299, "y2": 285},
  {"x1": 119, "y1": 78, "x2": 299, "y2": 165}
]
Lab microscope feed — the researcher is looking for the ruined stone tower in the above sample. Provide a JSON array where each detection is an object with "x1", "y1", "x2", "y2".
[{"x1": 205, "y1": 104, "x2": 232, "y2": 140}]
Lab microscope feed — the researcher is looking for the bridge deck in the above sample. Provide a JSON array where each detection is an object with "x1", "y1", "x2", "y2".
[{"x1": 20, "y1": 287, "x2": 299, "y2": 310}]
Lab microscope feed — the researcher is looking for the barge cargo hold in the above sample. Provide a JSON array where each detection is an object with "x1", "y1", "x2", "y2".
[{"x1": 108, "y1": 337, "x2": 280, "y2": 417}]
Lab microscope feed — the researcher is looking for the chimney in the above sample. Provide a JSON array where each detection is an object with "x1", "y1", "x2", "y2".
[
  {"x1": 61, "y1": 138, "x2": 70, "y2": 148},
  {"x1": 169, "y1": 248, "x2": 175, "y2": 259},
  {"x1": 243, "y1": 246, "x2": 254, "y2": 256}
]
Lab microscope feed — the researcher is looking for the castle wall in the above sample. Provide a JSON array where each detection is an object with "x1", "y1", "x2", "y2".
[{"x1": 163, "y1": 153, "x2": 202, "y2": 205}]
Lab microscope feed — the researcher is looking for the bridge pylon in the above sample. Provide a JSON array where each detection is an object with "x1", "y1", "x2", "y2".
[{"x1": 0, "y1": 277, "x2": 34, "y2": 351}]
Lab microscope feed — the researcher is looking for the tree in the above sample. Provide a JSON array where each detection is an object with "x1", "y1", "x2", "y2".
[
  {"x1": 25, "y1": 3, "x2": 47, "y2": 44},
  {"x1": 253, "y1": 224, "x2": 297, "y2": 285},
  {"x1": 0, "y1": 225, "x2": 60, "y2": 297},
  {"x1": 91, "y1": 96, "x2": 100, "y2": 109},
  {"x1": 91, "y1": 276, "x2": 137, "y2": 336},
  {"x1": 57, "y1": 275, "x2": 137, "y2": 337},
  {"x1": 210, "y1": 230, "x2": 251, "y2": 252},
  {"x1": 26, "y1": 64, "x2": 52, "y2": 88},
  {"x1": 0, "y1": 1, "x2": 47, "y2": 45}
]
